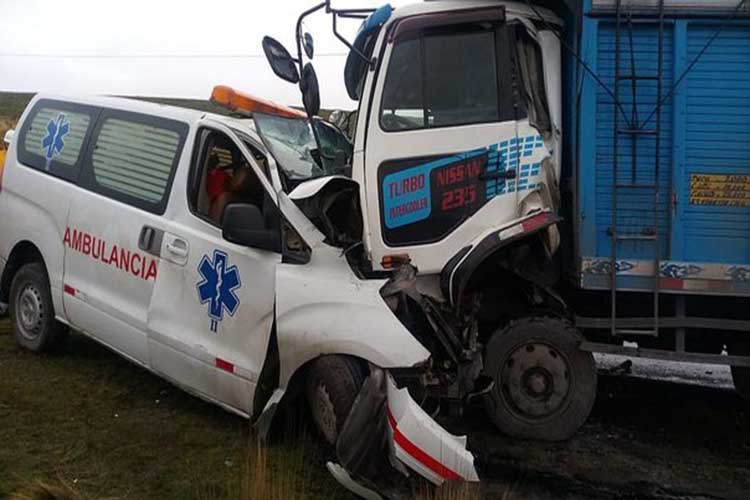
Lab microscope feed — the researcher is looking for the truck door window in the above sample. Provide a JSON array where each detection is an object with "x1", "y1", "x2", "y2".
[
  {"x1": 80, "y1": 110, "x2": 188, "y2": 215},
  {"x1": 514, "y1": 25, "x2": 552, "y2": 136},
  {"x1": 190, "y1": 129, "x2": 267, "y2": 227},
  {"x1": 380, "y1": 23, "x2": 524, "y2": 132}
]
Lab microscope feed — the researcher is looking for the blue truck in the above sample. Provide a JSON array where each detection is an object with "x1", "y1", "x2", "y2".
[{"x1": 259, "y1": 0, "x2": 749, "y2": 443}]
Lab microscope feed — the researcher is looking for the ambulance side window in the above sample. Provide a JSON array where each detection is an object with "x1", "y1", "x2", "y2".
[
  {"x1": 16, "y1": 99, "x2": 99, "y2": 183},
  {"x1": 188, "y1": 129, "x2": 268, "y2": 228},
  {"x1": 80, "y1": 109, "x2": 188, "y2": 215}
]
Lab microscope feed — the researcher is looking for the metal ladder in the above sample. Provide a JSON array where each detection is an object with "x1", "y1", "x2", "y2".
[{"x1": 610, "y1": 0, "x2": 666, "y2": 337}]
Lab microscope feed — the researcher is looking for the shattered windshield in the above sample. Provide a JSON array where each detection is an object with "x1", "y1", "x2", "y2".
[{"x1": 254, "y1": 113, "x2": 352, "y2": 182}]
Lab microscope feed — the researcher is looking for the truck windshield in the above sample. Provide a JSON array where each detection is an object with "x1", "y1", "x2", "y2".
[{"x1": 254, "y1": 113, "x2": 352, "y2": 182}]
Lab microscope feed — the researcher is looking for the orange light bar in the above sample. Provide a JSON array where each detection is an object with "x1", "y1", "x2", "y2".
[{"x1": 211, "y1": 85, "x2": 306, "y2": 119}]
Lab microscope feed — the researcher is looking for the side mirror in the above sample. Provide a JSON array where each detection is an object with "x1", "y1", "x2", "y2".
[
  {"x1": 262, "y1": 36, "x2": 300, "y2": 84},
  {"x1": 300, "y1": 63, "x2": 321, "y2": 117},
  {"x1": 222, "y1": 203, "x2": 280, "y2": 253},
  {"x1": 303, "y1": 32, "x2": 314, "y2": 59}
]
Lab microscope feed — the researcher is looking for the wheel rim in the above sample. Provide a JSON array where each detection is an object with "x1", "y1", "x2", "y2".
[
  {"x1": 16, "y1": 284, "x2": 44, "y2": 341},
  {"x1": 500, "y1": 341, "x2": 571, "y2": 421},
  {"x1": 311, "y1": 383, "x2": 338, "y2": 444}
]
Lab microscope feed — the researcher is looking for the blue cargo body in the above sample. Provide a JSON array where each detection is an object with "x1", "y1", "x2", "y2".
[{"x1": 574, "y1": 0, "x2": 750, "y2": 296}]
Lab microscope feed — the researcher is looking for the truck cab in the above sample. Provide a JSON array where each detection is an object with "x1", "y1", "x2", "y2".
[{"x1": 347, "y1": 1, "x2": 563, "y2": 282}]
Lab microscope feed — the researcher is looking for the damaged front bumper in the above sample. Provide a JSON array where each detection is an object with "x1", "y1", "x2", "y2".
[
  {"x1": 329, "y1": 367, "x2": 479, "y2": 498},
  {"x1": 386, "y1": 374, "x2": 479, "y2": 484}
]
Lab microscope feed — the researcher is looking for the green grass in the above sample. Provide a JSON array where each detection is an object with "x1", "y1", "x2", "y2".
[
  {"x1": 0, "y1": 93, "x2": 34, "y2": 121},
  {"x1": 0, "y1": 319, "x2": 347, "y2": 499}
]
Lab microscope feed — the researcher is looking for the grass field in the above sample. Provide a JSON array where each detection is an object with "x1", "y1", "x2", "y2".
[{"x1": 0, "y1": 319, "x2": 348, "y2": 500}]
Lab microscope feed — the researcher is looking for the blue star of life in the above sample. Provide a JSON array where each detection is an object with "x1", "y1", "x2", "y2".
[
  {"x1": 41, "y1": 113, "x2": 70, "y2": 162},
  {"x1": 196, "y1": 250, "x2": 242, "y2": 333}
]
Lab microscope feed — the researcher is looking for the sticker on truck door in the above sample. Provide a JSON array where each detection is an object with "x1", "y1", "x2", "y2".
[
  {"x1": 378, "y1": 136, "x2": 546, "y2": 246},
  {"x1": 196, "y1": 250, "x2": 242, "y2": 333}
]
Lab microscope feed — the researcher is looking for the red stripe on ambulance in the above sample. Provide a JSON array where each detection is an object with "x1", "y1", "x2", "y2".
[
  {"x1": 63, "y1": 227, "x2": 158, "y2": 282},
  {"x1": 387, "y1": 409, "x2": 463, "y2": 481}
]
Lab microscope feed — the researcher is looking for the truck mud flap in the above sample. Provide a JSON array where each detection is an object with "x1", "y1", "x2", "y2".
[{"x1": 330, "y1": 368, "x2": 479, "y2": 497}]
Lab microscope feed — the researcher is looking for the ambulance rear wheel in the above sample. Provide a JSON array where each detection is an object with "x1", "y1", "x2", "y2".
[
  {"x1": 306, "y1": 355, "x2": 367, "y2": 445},
  {"x1": 9, "y1": 262, "x2": 68, "y2": 352},
  {"x1": 484, "y1": 317, "x2": 596, "y2": 441},
  {"x1": 729, "y1": 340, "x2": 750, "y2": 400}
]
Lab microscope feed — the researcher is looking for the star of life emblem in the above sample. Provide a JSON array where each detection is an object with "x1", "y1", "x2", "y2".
[{"x1": 196, "y1": 250, "x2": 242, "y2": 333}]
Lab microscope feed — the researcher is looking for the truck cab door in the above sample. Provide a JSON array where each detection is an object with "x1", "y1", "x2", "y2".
[
  {"x1": 147, "y1": 122, "x2": 279, "y2": 415},
  {"x1": 361, "y1": 11, "x2": 554, "y2": 275}
]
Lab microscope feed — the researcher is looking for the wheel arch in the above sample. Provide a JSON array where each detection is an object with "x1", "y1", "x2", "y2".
[
  {"x1": 253, "y1": 351, "x2": 371, "y2": 441},
  {"x1": 1, "y1": 240, "x2": 47, "y2": 304},
  {"x1": 440, "y1": 212, "x2": 561, "y2": 307}
]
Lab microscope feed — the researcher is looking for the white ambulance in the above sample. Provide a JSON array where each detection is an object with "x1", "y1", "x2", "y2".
[{"x1": 0, "y1": 90, "x2": 479, "y2": 496}]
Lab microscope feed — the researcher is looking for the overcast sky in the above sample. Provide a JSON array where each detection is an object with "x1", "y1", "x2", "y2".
[{"x1": 0, "y1": 0, "x2": 412, "y2": 110}]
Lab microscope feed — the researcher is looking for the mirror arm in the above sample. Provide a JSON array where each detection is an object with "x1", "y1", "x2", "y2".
[
  {"x1": 295, "y1": 1, "x2": 328, "y2": 73},
  {"x1": 293, "y1": 1, "x2": 327, "y2": 163},
  {"x1": 331, "y1": 12, "x2": 375, "y2": 69}
]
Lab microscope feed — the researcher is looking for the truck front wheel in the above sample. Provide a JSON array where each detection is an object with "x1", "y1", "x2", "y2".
[{"x1": 484, "y1": 317, "x2": 596, "y2": 441}]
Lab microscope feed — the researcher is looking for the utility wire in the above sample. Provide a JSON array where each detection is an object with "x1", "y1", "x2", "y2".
[
  {"x1": 0, "y1": 52, "x2": 348, "y2": 59},
  {"x1": 522, "y1": 0, "x2": 633, "y2": 127},
  {"x1": 523, "y1": 0, "x2": 748, "y2": 130},
  {"x1": 640, "y1": 0, "x2": 748, "y2": 127}
]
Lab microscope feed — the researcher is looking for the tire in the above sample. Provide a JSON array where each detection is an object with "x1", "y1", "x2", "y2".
[
  {"x1": 9, "y1": 262, "x2": 68, "y2": 352},
  {"x1": 729, "y1": 340, "x2": 750, "y2": 400},
  {"x1": 306, "y1": 355, "x2": 367, "y2": 446},
  {"x1": 484, "y1": 317, "x2": 596, "y2": 441}
]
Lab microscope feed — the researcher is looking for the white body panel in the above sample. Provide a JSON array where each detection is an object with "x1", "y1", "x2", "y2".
[
  {"x1": 63, "y1": 188, "x2": 159, "y2": 365},
  {"x1": 0, "y1": 103, "x2": 71, "y2": 321}
]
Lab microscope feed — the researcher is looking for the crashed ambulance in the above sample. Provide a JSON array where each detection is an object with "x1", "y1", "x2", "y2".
[{"x1": 0, "y1": 83, "x2": 480, "y2": 497}]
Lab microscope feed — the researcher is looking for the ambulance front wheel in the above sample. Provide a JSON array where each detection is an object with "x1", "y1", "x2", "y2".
[
  {"x1": 306, "y1": 355, "x2": 367, "y2": 446},
  {"x1": 484, "y1": 317, "x2": 597, "y2": 441},
  {"x1": 9, "y1": 262, "x2": 68, "y2": 352}
]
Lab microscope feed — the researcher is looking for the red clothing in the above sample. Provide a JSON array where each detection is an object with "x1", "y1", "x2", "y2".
[{"x1": 207, "y1": 169, "x2": 230, "y2": 202}]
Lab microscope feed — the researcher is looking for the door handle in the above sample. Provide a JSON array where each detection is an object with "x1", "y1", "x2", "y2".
[
  {"x1": 479, "y1": 168, "x2": 517, "y2": 181},
  {"x1": 165, "y1": 239, "x2": 189, "y2": 258},
  {"x1": 138, "y1": 225, "x2": 164, "y2": 257}
]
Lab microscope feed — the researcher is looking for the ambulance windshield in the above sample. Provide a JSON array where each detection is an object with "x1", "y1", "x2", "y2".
[{"x1": 254, "y1": 113, "x2": 352, "y2": 182}]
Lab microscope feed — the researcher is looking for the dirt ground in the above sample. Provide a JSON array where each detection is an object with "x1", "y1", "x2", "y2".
[{"x1": 454, "y1": 356, "x2": 750, "y2": 499}]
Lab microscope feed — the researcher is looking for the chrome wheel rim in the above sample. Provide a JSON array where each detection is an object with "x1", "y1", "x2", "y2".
[{"x1": 16, "y1": 284, "x2": 44, "y2": 341}]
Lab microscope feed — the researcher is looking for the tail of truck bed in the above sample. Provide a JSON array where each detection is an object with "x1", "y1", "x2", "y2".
[{"x1": 562, "y1": 0, "x2": 750, "y2": 376}]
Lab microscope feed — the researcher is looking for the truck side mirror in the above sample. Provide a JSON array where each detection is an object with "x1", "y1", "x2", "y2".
[
  {"x1": 303, "y1": 32, "x2": 314, "y2": 59},
  {"x1": 222, "y1": 203, "x2": 281, "y2": 253},
  {"x1": 300, "y1": 63, "x2": 320, "y2": 117},
  {"x1": 262, "y1": 36, "x2": 300, "y2": 84}
]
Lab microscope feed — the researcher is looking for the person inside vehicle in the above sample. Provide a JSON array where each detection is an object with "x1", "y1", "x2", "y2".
[{"x1": 206, "y1": 150, "x2": 261, "y2": 225}]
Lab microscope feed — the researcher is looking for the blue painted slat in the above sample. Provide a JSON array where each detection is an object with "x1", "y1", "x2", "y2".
[{"x1": 682, "y1": 24, "x2": 750, "y2": 264}]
